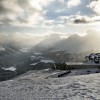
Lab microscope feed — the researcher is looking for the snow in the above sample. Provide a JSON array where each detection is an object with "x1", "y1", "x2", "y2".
[
  {"x1": 41, "y1": 60, "x2": 54, "y2": 63},
  {"x1": 49, "y1": 50, "x2": 61, "y2": 53},
  {"x1": 44, "y1": 68, "x2": 51, "y2": 71},
  {"x1": 45, "y1": 70, "x2": 71, "y2": 78},
  {"x1": 30, "y1": 55, "x2": 36, "y2": 61},
  {"x1": 19, "y1": 48, "x2": 29, "y2": 52},
  {"x1": 3, "y1": 67, "x2": 16, "y2": 71},
  {"x1": 66, "y1": 62, "x2": 83, "y2": 65},
  {"x1": 30, "y1": 55, "x2": 43, "y2": 61},
  {"x1": 30, "y1": 55, "x2": 36, "y2": 59},
  {"x1": 0, "y1": 47, "x2": 5, "y2": 51},
  {"x1": 66, "y1": 62, "x2": 100, "y2": 65},
  {"x1": 30, "y1": 62, "x2": 39, "y2": 65},
  {"x1": 56, "y1": 54, "x2": 60, "y2": 56},
  {"x1": 34, "y1": 52, "x2": 42, "y2": 55},
  {"x1": 0, "y1": 69, "x2": 100, "y2": 100}
]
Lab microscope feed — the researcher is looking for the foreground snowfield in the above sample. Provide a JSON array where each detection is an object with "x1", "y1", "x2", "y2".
[{"x1": 0, "y1": 70, "x2": 100, "y2": 100}]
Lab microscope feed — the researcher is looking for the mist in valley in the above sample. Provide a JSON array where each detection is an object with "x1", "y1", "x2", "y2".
[{"x1": 0, "y1": 28, "x2": 100, "y2": 67}]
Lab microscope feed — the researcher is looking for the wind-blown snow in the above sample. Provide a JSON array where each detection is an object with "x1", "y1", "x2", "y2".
[{"x1": 0, "y1": 70, "x2": 100, "y2": 100}]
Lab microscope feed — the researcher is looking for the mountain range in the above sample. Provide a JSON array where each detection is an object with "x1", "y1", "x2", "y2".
[{"x1": 32, "y1": 29, "x2": 100, "y2": 53}]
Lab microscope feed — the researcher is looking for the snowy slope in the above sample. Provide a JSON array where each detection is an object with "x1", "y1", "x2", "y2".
[{"x1": 0, "y1": 70, "x2": 100, "y2": 100}]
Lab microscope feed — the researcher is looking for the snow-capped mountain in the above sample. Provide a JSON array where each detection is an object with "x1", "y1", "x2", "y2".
[
  {"x1": 0, "y1": 43, "x2": 21, "y2": 55},
  {"x1": 32, "y1": 30, "x2": 100, "y2": 54},
  {"x1": 31, "y1": 34, "x2": 64, "y2": 52}
]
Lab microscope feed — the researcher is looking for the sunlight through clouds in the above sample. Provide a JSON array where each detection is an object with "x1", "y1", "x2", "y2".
[{"x1": 0, "y1": 0, "x2": 100, "y2": 36}]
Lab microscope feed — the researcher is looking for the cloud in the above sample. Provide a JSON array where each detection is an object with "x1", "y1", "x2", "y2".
[
  {"x1": 91, "y1": 16, "x2": 100, "y2": 21},
  {"x1": 0, "y1": 0, "x2": 54, "y2": 27},
  {"x1": 70, "y1": 15, "x2": 100, "y2": 24},
  {"x1": 55, "y1": 9, "x2": 65, "y2": 13},
  {"x1": 58, "y1": 16, "x2": 70, "y2": 20},
  {"x1": 58, "y1": 0, "x2": 64, "y2": 3},
  {"x1": 0, "y1": 0, "x2": 100, "y2": 35},
  {"x1": 0, "y1": 30, "x2": 67, "y2": 49},
  {"x1": 74, "y1": 19, "x2": 89, "y2": 24},
  {"x1": 57, "y1": 15, "x2": 90, "y2": 24},
  {"x1": 0, "y1": 0, "x2": 23, "y2": 23},
  {"x1": 67, "y1": 0, "x2": 81, "y2": 8},
  {"x1": 73, "y1": 15, "x2": 91, "y2": 24},
  {"x1": 0, "y1": 32, "x2": 44, "y2": 49},
  {"x1": 88, "y1": 0, "x2": 100, "y2": 15},
  {"x1": 58, "y1": 14, "x2": 100, "y2": 24}
]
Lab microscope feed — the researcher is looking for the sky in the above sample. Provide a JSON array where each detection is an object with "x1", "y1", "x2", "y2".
[{"x1": 0, "y1": 0, "x2": 100, "y2": 36}]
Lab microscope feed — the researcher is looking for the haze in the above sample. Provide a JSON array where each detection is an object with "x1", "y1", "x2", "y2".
[{"x1": 0, "y1": 0, "x2": 100, "y2": 51}]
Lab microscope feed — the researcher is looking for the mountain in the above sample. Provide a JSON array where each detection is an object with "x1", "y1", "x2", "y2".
[
  {"x1": 50, "y1": 30, "x2": 100, "y2": 53},
  {"x1": 0, "y1": 44, "x2": 20, "y2": 56},
  {"x1": 0, "y1": 44, "x2": 26, "y2": 67},
  {"x1": 31, "y1": 34, "x2": 63, "y2": 52},
  {"x1": 37, "y1": 34, "x2": 62, "y2": 47},
  {"x1": 53, "y1": 34, "x2": 83, "y2": 53}
]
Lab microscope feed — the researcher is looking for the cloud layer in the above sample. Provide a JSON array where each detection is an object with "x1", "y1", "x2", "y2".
[
  {"x1": 0, "y1": 0, "x2": 53, "y2": 27},
  {"x1": 0, "y1": 0, "x2": 100, "y2": 36},
  {"x1": 0, "y1": 0, "x2": 98, "y2": 26}
]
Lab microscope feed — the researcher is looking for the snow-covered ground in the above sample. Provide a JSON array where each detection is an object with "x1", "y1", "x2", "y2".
[{"x1": 0, "y1": 69, "x2": 100, "y2": 100}]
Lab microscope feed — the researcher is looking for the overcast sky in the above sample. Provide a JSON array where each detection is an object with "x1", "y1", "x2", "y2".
[{"x1": 0, "y1": 0, "x2": 100, "y2": 36}]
